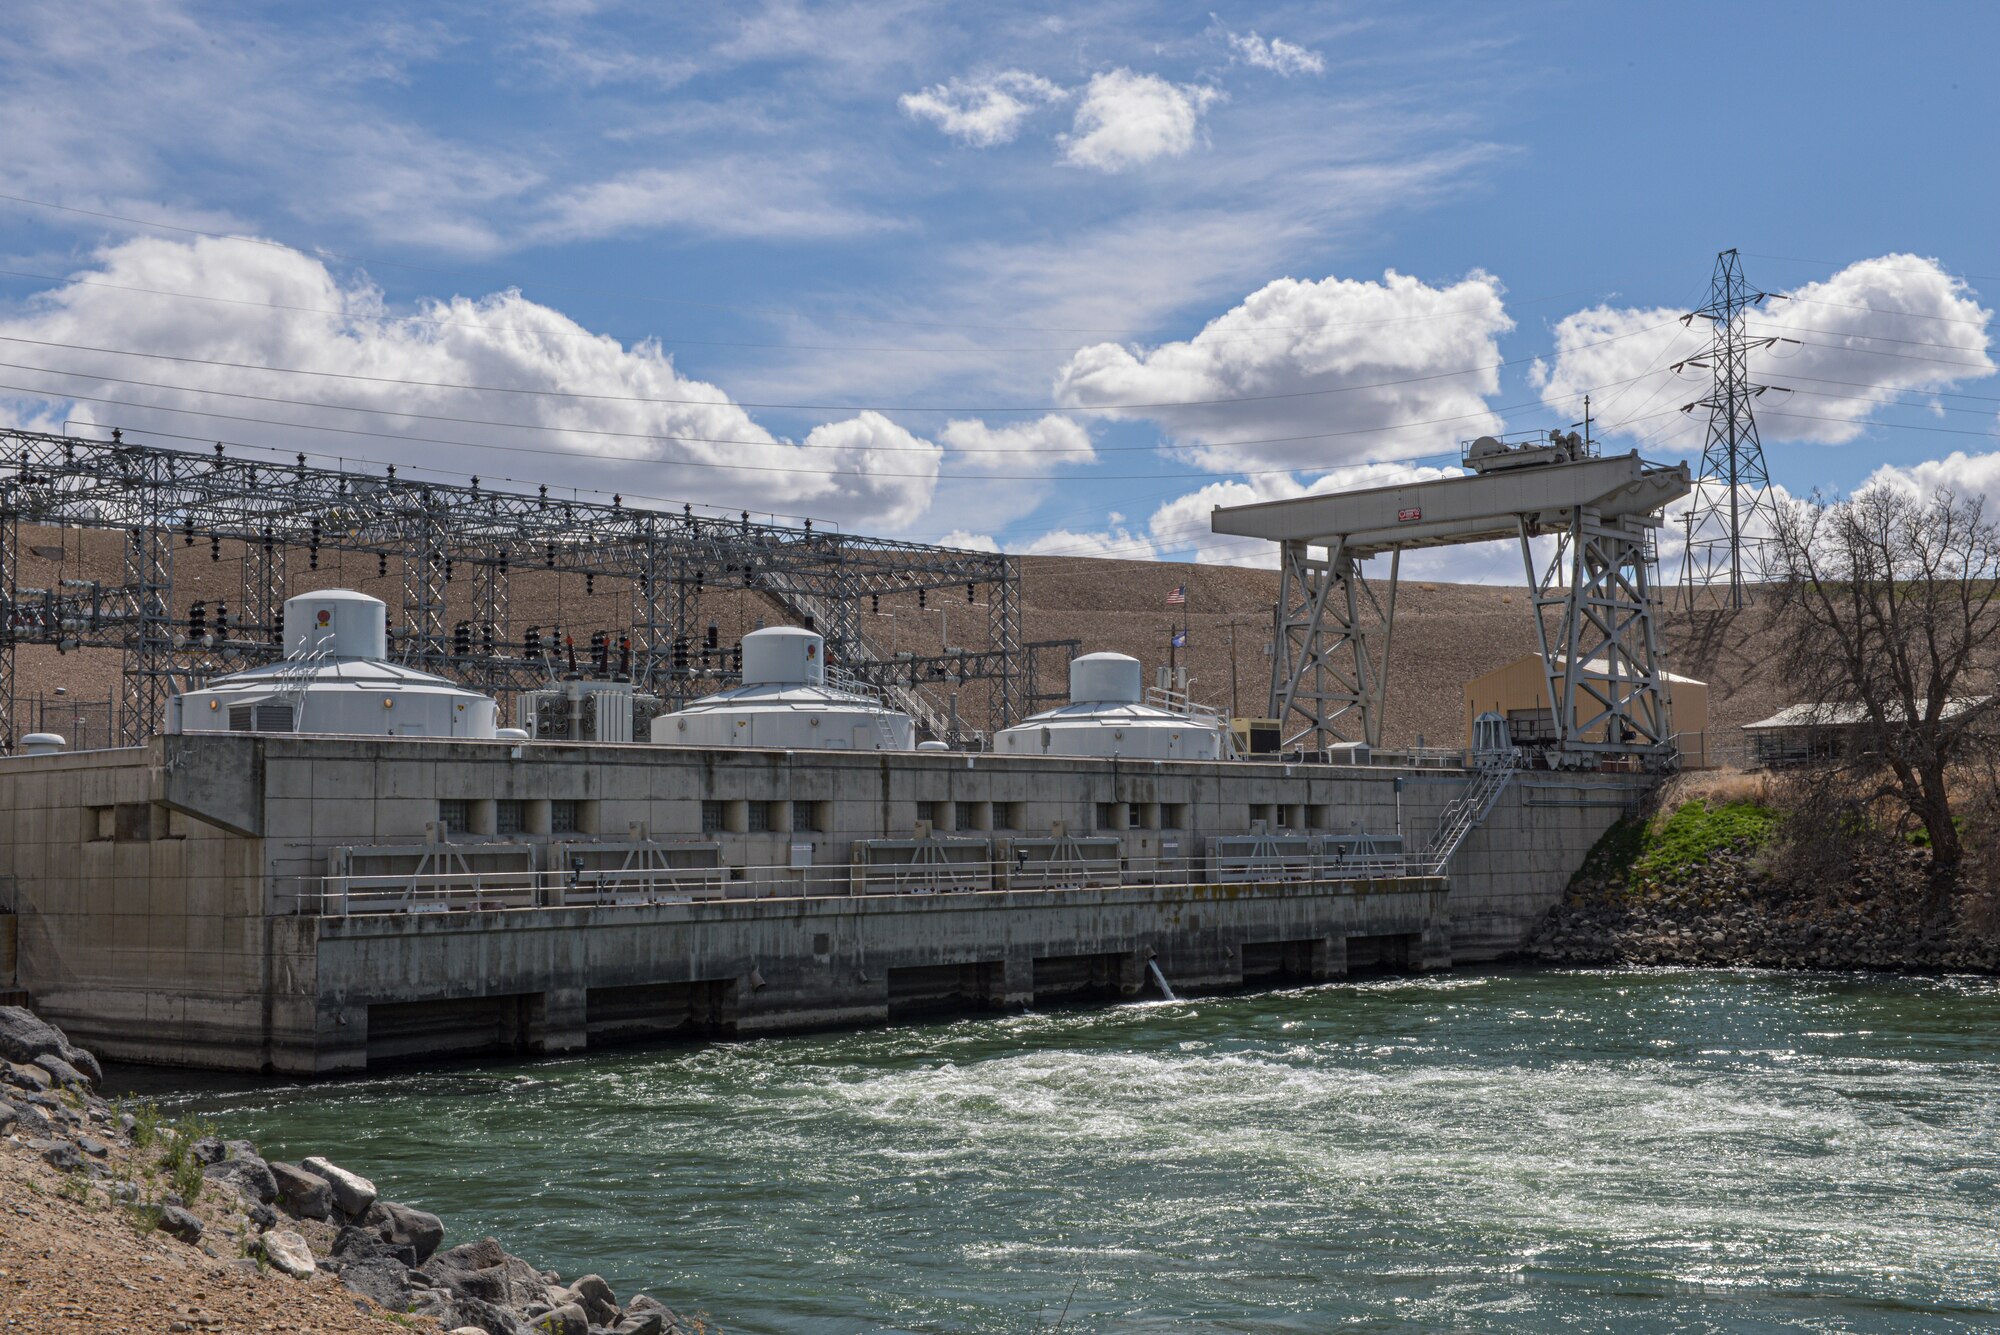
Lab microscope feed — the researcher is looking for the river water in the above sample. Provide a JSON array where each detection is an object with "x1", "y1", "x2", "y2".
[{"x1": 134, "y1": 969, "x2": 2000, "y2": 1333}]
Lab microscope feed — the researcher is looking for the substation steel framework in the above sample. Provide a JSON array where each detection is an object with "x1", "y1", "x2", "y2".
[
  {"x1": 0, "y1": 427, "x2": 1075, "y2": 749},
  {"x1": 1212, "y1": 448, "x2": 1692, "y2": 767}
]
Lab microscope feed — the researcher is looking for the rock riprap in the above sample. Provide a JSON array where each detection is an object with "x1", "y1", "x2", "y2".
[{"x1": 0, "y1": 1006, "x2": 714, "y2": 1334}]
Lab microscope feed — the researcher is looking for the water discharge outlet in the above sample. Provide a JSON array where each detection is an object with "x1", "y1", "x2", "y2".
[{"x1": 1146, "y1": 957, "x2": 1177, "y2": 1001}]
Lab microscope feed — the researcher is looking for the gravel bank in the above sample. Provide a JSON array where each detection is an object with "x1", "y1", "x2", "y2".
[{"x1": 0, "y1": 1007, "x2": 718, "y2": 1335}]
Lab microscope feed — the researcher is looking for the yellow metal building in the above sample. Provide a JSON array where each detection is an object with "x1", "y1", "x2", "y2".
[{"x1": 1462, "y1": 655, "x2": 1712, "y2": 767}]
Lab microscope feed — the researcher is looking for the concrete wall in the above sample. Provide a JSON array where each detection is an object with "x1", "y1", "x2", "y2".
[{"x1": 0, "y1": 735, "x2": 1646, "y2": 1072}]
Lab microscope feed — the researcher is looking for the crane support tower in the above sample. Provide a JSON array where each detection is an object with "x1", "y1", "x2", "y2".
[
  {"x1": 1676, "y1": 248, "x2": 1785, "y2": 610},
  {"x1": 0, "y1": 427, "x2": 1078, "y2": 749},
  {"x1": 1211, "y1": 434, "x2": 1691, "y2": 768}
]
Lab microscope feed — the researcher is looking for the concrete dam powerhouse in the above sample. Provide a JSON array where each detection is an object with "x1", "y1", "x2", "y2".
[{"x1": 0, "y1": 588, "x2": 1643, "y2": 1074}]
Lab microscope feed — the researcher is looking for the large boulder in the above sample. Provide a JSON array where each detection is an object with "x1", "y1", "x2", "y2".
[
  {"x1": 259, "y1": 1229, "x2": 317, "y2": 1279},
  {"x1": 338, "y1": 1255, "x2": 419, "y2": 1313},
  {"x1": 301, "y1": 1155, "x2": 378, "y2": 1217},
  {"x1": 333, "y1": 1224, "x2": 417, "y2": 1270},
  {"x1": 0, "y1": 1008, "x2": 68, "y2": 1067},
  {"x1": 7, "y1": 1099, "x2": 53, "y2": 1139},
  {"x1": 270, "y1": 1160, "x2": 335, "y2": 1220},
  {"x1": 533, "y1": 1303, "x2": 589, "y2": 1335},
  {"x1": 0, "y1": 1008, "x2": 100, "y2": 1085},
  {"x1": 31, "y1": 1054, "x2": 88, "y2": 1091},
  {"x1": 3, "y1": 1061, "x2": 52, "y2": 1093},
  {"x1": 569, "y1": 1274, "x2": 619, "y2": 1326},
  {"x1": 364, "y1": 1198, "x2": 446, "y2": 1264},
  {"x1": 206, "y1": 1153, "x2": 279, "y2": 1205},
  {"x1": 420, "y1": 1237, "x2": 546, "y2": 1311},
  {"x1": 156, "y1": 1205, "x2": 204, "y2": 1245}
]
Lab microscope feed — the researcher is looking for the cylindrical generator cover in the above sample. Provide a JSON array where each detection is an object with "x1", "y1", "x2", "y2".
[
  {"x1": 740, "y1": 626, "x2": 825, "y2": 686},
  {"x1": 285, "y1": 590, "x2": 388, "y2": 661},
  {"x1": 1069, "y1": 652, "x2": 1143, "y2": 704}
]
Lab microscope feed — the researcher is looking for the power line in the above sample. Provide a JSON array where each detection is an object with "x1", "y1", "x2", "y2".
[
  {"x1": 0, "y1": 379, "x2": 1698, "y2": 483},
  {"x1": 0, "y1": 324, "x2": 1674, "y2": 415},
  {"x1": 0, "y1": 356, "x2": 1655, "y2": 457}
]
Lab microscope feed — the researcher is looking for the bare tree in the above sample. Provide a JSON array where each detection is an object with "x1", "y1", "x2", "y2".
[{"x1": 1766, "y1": 486, "x2": 2000, "y2": 887}]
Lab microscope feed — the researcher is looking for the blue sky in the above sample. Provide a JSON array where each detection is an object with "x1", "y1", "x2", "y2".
[{"x1": 4, "y1": 1, "x2": 1999, "y2": 575}]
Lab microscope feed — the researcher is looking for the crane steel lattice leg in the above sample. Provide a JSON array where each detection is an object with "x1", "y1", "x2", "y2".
[
  {"x1": 1524, "y1": 508, "x2": 1671, "y2": 764},
  {"x1": 1267, "y1": 538, "x2": 1384, "y2": 751}
]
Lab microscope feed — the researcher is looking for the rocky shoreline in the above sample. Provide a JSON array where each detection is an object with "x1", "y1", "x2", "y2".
[
  {"x1": 0, "y1": 1006, "x2": 711, "y2": 1334},
  {"x1": 1525, "y1": 831, "x2": 2000, "y2": 975}
]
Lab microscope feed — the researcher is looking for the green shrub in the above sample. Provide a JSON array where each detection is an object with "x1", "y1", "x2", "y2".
[{"x1": 1633, "y1": 799, "x2": 1779, "y2": 881}]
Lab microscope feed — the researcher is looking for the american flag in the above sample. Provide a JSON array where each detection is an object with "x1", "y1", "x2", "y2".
[{"x1": 1165, "y1": 584, "x2": 1186, "y2": 605}]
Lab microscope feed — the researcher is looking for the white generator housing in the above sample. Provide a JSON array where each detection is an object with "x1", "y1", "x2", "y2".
[
  {"x1": 652, "y1": 626, "x2": 915, "y2": 751},
  {"x1": 168, "y1": 590, "x2": 499, "y2": 739},
  {"x1": 993, "y1": 652, "x2": 1229, "y2": 761}
]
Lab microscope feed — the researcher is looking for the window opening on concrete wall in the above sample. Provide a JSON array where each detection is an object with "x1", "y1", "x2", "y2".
[
  {"x1": 437, "y1": 799, "x2": 470, "y2": 833},
  {"x1": 746, "y1": 802, "x2": 772, "y2": 834},
  {"x1": 495, "y1": 800, "x2": 527, "y2": 835},
  {"x1": 701, "y1": 800, "x2": 726, "y2": 834},
  {"x1": 549, "y1": 800, "x2": 579, "y2": 834}
]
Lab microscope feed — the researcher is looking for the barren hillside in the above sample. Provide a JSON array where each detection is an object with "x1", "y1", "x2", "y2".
[{"x1": 6, "y1": 527, "x2": 1792, "y2": 750}]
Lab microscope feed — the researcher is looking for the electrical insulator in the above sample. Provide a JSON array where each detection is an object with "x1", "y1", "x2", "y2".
[
  {"x1": 585, "y1": 573, "x2": 594, "y2": 595},
  {"x1": 967, "y1": 583, "x2": 975, "y2": 603},
  {"x1": 918, "y1": 588, "x2": 926, "y2": 610},
  {"x1": 619, "y1": 636, "x2": 631, "y2": 676},
  {"x1": 482, "y1": 623, "x2": 495, "y2": 655},
  {"x1": 871, "y1": 593, "x2": 880, "y2": 614},
  {"x1": 546, "y1": 543, "x2": 556, "y2": 568},
  {"x1": 705, "y1": 622, "x2": 719, "y2": 650},
  {"x1": 673, "y1": 637, "x2": 688, "y2": 670},
  {"x1": 210, "y1": 535, "x2": 220, "y2": 562},
  {"x1": 564, "y1": 633, "x2": 577, "y2": 673},
  {"x1": 273, "y1": 608, "x2": 284, "y2": 644},
  {"x1": 453, "y1": 622, "x2": 470, "y2": 656},
  {"x1": 694, "y1": 569, "x2": 704, "y2": 591},
  {"x1": 182, "y1": 516, "x2": 195, "y2": 546},
  {"x1": 731, "y1": 643, "x2": 742, "y2": 672},
  {"x1": 377, "y1": 552, "x2": 388, "y2": 578},
  {"x1": 444, "y1": 558, "x2": 453, "y2": 582},
  {"x1": 188, "y1": 601, "x2": 207, "y2": 639},
  {"x1": 214, "y1": 601, "x2": 229, "y2": 634},
  {"x1": 525, "y1": 626, "x2": 542, "y2": 657}
]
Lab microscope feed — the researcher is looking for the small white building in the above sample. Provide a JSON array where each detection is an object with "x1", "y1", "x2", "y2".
[
  {"x1": 168, "y1": 590, "x2": 499, "y2": 739},
  {"x1": 993, "y1": 652, "x2": 1230, "y2": 761},
  {"x1": 651, "y1": 626, "x2": 915, "y2": 751}
]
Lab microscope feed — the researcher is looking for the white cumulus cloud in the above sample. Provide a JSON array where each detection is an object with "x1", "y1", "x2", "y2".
[
  {"x1": 1537, "y1": 253, "x2": 1995, "y2": 456},
  {"x1": 900, "y1": 70, "x2": 1066, "y2": 147},
  {"x1": 0, "y1": 236, "x2": 944, "y2": 529},
  {"x1": 1054, "y1": 269, "x2": 1513, "y2": 472},
  {"x1": 1860, "y1": 450, "x2": 2000, "y2": 511},
  {"x1": 1060, "y1": 69, "x2": 1222, "y2": 173},
  {"x1": 936, "y1": 414, "x2": 1095, "y2": 467},
  {"x1": 1226, "y1": 29, "x2": 1324, "y2": 76}
]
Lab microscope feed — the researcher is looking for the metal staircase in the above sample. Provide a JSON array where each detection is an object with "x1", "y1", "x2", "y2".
[{"x1": 1420, "y1": 754, "x2": 1519, "y2": 874}]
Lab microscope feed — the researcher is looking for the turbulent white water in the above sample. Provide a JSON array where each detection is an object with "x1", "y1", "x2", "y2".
[{"x1": 142, "y1": 969, "x2": 2000, "y2": 1333}]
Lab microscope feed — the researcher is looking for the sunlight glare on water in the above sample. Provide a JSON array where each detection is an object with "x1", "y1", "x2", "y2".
[{"x1": 145, "y1": 969, "x2": 2000, "y2": 1333}]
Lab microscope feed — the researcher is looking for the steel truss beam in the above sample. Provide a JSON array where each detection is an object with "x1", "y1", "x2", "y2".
[
  {"x1": 0, "y1": 429, "x2": 1046, "y2": 748},
  {"x1": 1520, "y1": 509, "x2": 1670, "y2": 761},
  {"x1": 1268, "y1": 538, "x2": 1396, "y2": 751}
]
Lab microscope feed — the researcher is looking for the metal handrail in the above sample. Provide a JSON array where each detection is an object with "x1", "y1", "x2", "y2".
[{"x1": 286, "y1": 847, "x2": 1444, "y2": 917}]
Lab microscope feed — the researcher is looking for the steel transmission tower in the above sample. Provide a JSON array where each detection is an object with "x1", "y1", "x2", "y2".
[{"x1": 1676, "y1": 248, "x2": 1783, "y2": 610}]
